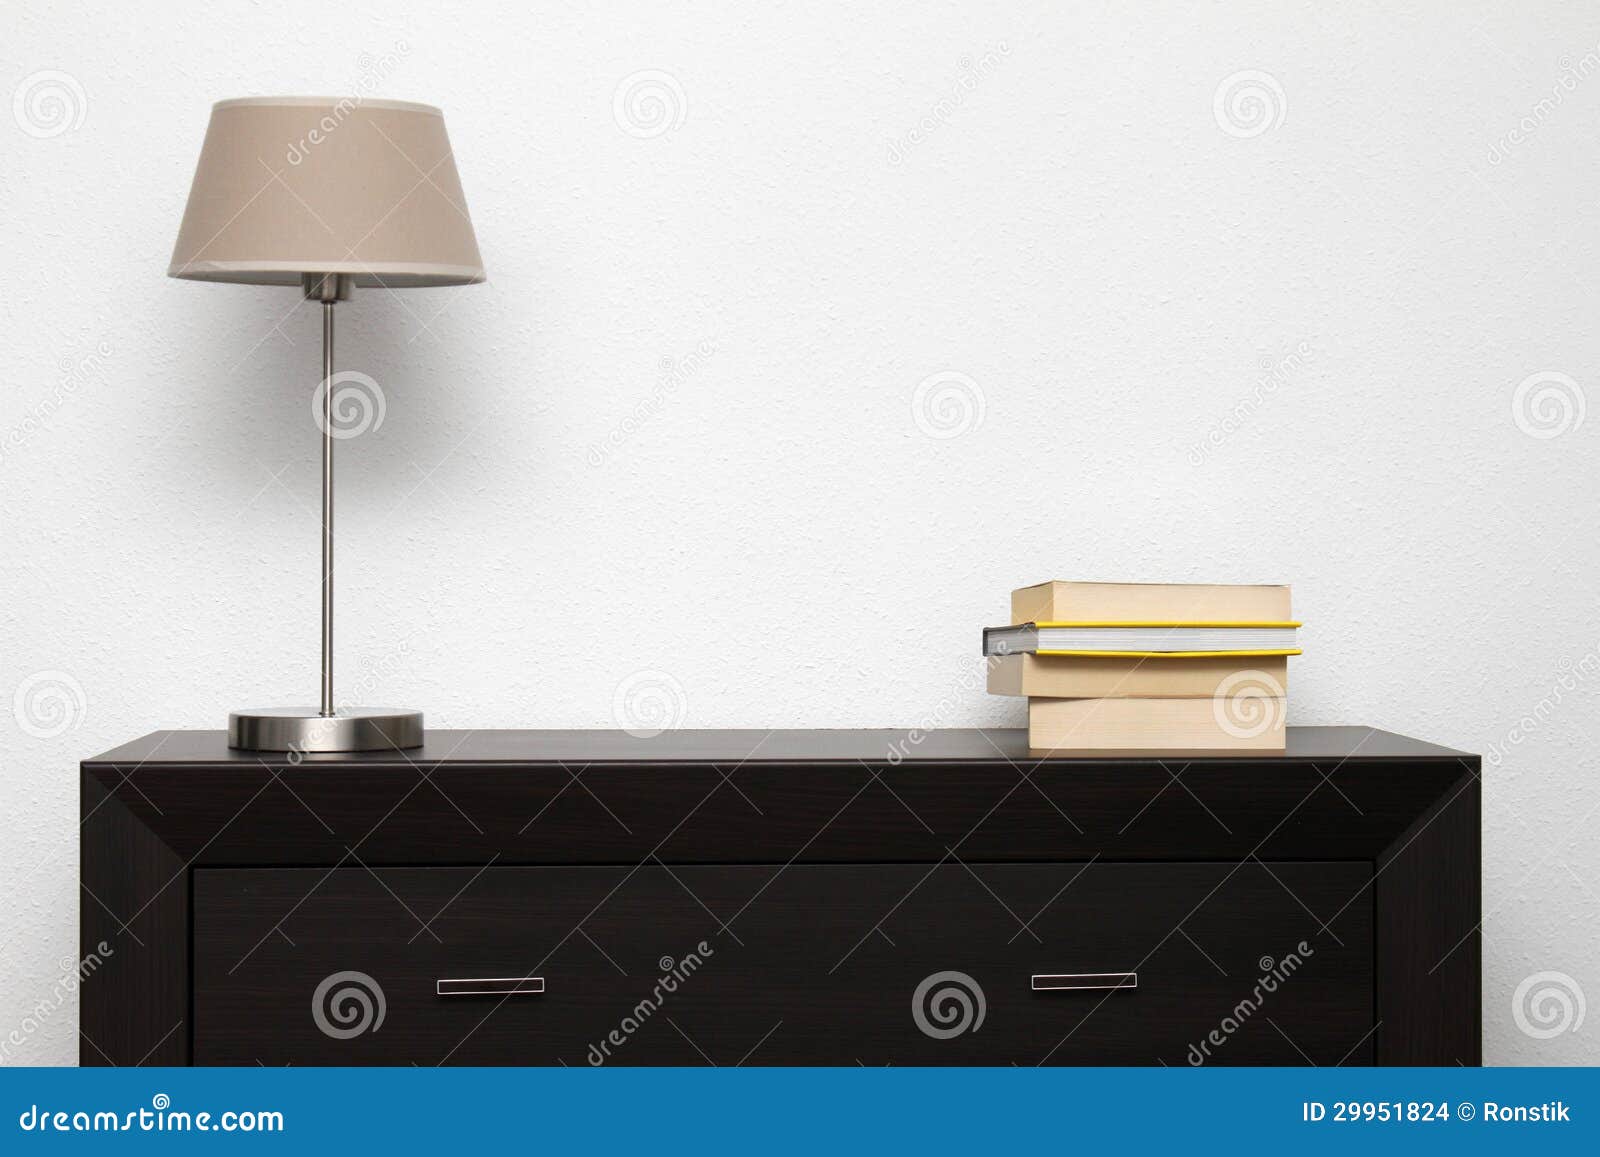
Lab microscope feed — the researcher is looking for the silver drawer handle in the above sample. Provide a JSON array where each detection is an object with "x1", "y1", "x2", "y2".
[
  {"x1": 436, "y1": 976, "x2": 545, "y2": 997},
  {"x1": 1032, "y1": 972, "x2": 1137, "y2": 991}
]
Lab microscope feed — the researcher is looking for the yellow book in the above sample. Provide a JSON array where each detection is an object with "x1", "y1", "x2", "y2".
[{"x1": 983, "y1": 622, "x2": 1301, "y2": 658}]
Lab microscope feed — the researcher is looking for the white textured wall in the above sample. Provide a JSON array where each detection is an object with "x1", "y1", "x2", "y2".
[{"x1": 3, "y1": 0, "x2": 1596, "y2": 1066}]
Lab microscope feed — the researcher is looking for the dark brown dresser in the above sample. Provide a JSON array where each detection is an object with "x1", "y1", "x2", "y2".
[{"x1": 80, "y1": 727, "x2": 1480, "y2": 1066}]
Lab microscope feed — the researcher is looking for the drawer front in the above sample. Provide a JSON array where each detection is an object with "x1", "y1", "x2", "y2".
[{"x1": 194, "y1": 861, "x2": 1373, "y2": 1066}]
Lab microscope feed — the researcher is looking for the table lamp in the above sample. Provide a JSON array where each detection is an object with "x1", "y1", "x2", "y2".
[{"x1": 169, "y1": 97, "x2": 484, "y2": 751}]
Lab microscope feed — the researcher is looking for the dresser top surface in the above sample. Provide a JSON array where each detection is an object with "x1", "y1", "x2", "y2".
[{"x1": 84, "y1": 725, "x2": 1473, "y2": 767}]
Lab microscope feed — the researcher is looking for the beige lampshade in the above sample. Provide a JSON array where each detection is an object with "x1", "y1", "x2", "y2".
[{"x1": 169, "y1": 97, "x2": 484, "y2": 287}]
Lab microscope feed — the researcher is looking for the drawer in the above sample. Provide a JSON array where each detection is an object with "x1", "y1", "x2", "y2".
[{"x1": 194, "y1": 861, "x2": 1373, "y2": 1065}]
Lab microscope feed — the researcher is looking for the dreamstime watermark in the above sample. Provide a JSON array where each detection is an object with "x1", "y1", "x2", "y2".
[
  {"x1": 588, "y1": 341, "x2": 717, "y2": 466},
  {"x1": 1484, "y1": 645, "x2": 1600, "y2": 768},
  {"x1": 311, "y1": 971, "x2": 386, "y2": 1039},
  {"x1": 587, "y1": 944, "x2": 715, "y2": 1064},
  {"x1": 912, "y1": 970, "x2": 986, "y2": 1039},
  {"x1": 1186, "y1": 942, "x2": 1314, "y2": 1064},
  {"x1": 278, "y1": 594, "x2": 445, "y2": 764},
  {"x1": 1213, "y1": 70, "x2": 1287, "y2": 139},
  {"x1": 355, "y1": 43, "x2": 410, "y2": 94},
  {"x1": 313, "y1": 370, "x2": 387, "y2": 439},
  {"x1": 12, "y1": 670, "x2": 87, "y2": 740},
  {"x1": 911, "y1": 370, "x2": 986, "y2": 439},
  {"x1": 1212, "y1": 669, "x2": 1287, "y2": 739},
  {"x1": 1, "y1": 339, "x2": 113, "y2": 468},
  {"x1": 285, "y1": 41, "x2": 411, "y2": 165},
  {"x1": 0, "y1": 943, "x2": 113, "y2": 1064},
  {"x1": 17, "y1": 1095, "x2": 283, "y2": 1134},
  {"x1": 612, "y1": 670, "x2": 689, "y2": 739},
  {"x1": 1187, "y1": 340, "x2": 1312, "y2": 465},
  {"x1": 343, "y1": 630, "x2": 425, "y2": 708},
  {"x1": 613, "y1": 70, "x2": 687, "y2": 139},
  {"x1": 1511, "y1": 371, "x2": 1585, "y2": 439},
  {"x1": 1489, "y1": 47, "x2": 1600, "y2": 165},
  {"x1": 886, "y1": 655, "x2": 1005, "y2": 765},
  {"x1": 12, "y1": 70, "x2": 87, "y2": 139},
  {"x1": 886, "y1": 44, "x2": 1011, "y2": 165},
  {"x1": 1512, "y1": 971, "x2": 1586, "y2": 1040}
]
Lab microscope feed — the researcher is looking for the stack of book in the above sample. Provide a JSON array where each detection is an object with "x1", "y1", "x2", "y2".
[{"x1": 984, "y1": 581, "x2": 1298, "y2": 752}]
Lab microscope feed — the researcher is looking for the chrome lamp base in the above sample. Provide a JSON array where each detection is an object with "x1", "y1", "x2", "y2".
[
  {"x1": 229, "y1": 708, "x2": 424, "y2": 752},
  {"x1": 226, "y1": 275, "x2": 426, "y2": 755}
]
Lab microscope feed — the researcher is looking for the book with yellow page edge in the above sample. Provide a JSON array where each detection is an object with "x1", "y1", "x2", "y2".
[
  {"x1": 982, "y1": 621, "x2": 1301, "y2": 658},
  {"x1": 987, "y1": 580, "x2": 1297, "y2": 700}
]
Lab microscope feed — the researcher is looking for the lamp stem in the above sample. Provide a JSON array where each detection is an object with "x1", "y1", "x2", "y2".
[
  {"x1": 320, "y1": 298, "x2": 335, "y2": 717},
  {"x1": 227, "y1": 271, "x2": 421, "y2": 753}
]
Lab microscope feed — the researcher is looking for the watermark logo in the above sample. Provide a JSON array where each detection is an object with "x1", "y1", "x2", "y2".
[
  {"x1": 1513, "y1": 970, "x2": 1586, "y2": 1040},
  {"x1": 1186, "y1": 340, "x2": 1312, "y2": 465},
  {"x1": 2, "y1": 339, "x2": 113, "y2": 468},
  {"x1": 611, "y1": 670, "x2": 688, "y2": 739},
  {"x1": 311, "y1": 970, "x2": 386, "y2": 1038},
  {"x1": 13, "y1": 70, "x2": 87, "y2": 139},
  {"x1": 355, "y1": 43, "x2": 410, "y2": 92},
  {"x1": 1511, "y1": 371, "x2": 1585, "y2": 439},
  {"x1": 1213, "y1": 70, "x2": 1287, "y2": 139},
  {"x1": 613, "y1": 70, "x2": 687, "y2": 139},
  {"x1": 587, "y1": 942, "x2": 715, "y2": 1064},
  {"x1": 911, "y1": 371, "x2": 986, "y2": 439},
  {"x1": 1, "y1": 942, "x2": 113, "y2": 1065},
  {"x1": 313, "y1": 371, "x2": 386, "y2": 439},
  {"x1": 886, "y1": 655, "x2": 1006, "y2": 765},
  {"x1": 1187, "y1": 942, "x2": 1315, "y2": 1064},
  {"x1": 17, "y1": 1093, "x2": 282, "y2": 1134},
  {"x1": 886, "y1": 44, "x2": 1011, "y2": 165},
  {"x1": 1212, "y1": 669, "x2": 1287, "y2": 739},
  {"x1": 13, "y1": 670, "x2": 87, "y2": 739},
  {"x1": 912, "y1": 970, "x2": 986, "y2": 1039},
  {"x1": 1489, "y1": 47, "x2": 1600, "y2": 165},
  {"x1": 1484, "y1": 648, "x2": 1600, "y2": 768},
  {"x1": 588, "y1": 340, "x2": 717, "y2": 466},
  {"x1": 284, "y1": 43, "x2": 411, "y2": 165}
]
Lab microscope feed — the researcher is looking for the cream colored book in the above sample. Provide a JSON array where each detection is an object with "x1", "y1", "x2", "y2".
[
  {"x1": 1027, "y1": 695, "x2": 1287, "y2": 752},
  {"x1": 1012, "y1": 581, "x2": 1292, "y2": 626},
  {"x1": 990, "y1": 653, "x2": 1287, "y2": 700}
]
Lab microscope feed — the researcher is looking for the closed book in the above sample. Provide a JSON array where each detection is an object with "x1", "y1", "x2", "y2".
[
  {"x1": 982, "y1": 621, "x2": 1300, "y2": 658},
  {"x1": 1012, "y1": 581, "x2": 1291, "y2": 625},
  {"x1": 989, "y1": 653, "x2": 1287, "y2": 700},
  {"x1": 1027, "y1": 695, "x2": 1287, "y2": 753}
]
